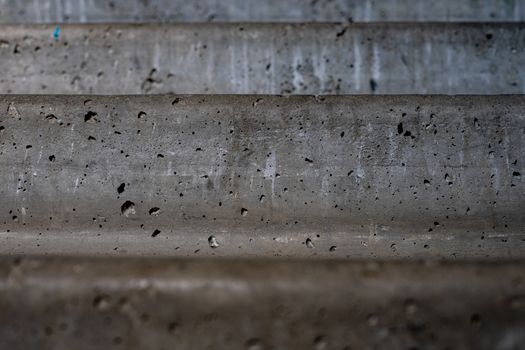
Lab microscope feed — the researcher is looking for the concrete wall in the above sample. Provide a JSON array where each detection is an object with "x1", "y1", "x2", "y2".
[
  {"x1": 0, "y1": 23, "x2": 523, "y2": 95},
  {"x1": 0, "y1": 0, "x2": 523, "y2": 22},
  {"x1": 1, "y1": 95, "x2": 523, "y2": 258}
]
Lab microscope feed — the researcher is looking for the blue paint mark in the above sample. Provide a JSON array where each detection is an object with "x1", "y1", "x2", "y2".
[{"x1": 53, "y1": 26, "x2": 60, "y2": 40}]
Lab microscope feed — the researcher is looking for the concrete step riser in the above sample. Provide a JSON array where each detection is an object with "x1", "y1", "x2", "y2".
[
  {"x1": 1, "y1": 0, "x2": 523, "y2": 22},
  {"x1": 1, "y1": 257, "x2": 524, "y2": 350},
  {"x1": 1, "y1": 95, "x2": 523, "y2": 258},
  {"x1": 0, "y1": 23, "x2": 523, "y2": 95}
]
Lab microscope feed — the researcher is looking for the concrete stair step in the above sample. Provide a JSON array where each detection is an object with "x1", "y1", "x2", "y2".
[
  {"x1": 0, "y1": 23, "x2": 523, "y2": 95},
  {"x1": 1, "y1": 2, "x2": 523, "y2": 348},
  {"x1": 1, "y1": 256, "x2": 524, "y2": 349},
  {"x1": 1, "y1": 95, "x2": 523, "y2": 258},
  {"x1": 1, "y1": 0, "x2": 523, "y2": 23}
]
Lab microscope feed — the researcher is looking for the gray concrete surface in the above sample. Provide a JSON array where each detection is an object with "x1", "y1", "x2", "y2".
[
  {"x1": 0, "y1": 23, "x2": 523, "y2": 95},
  {"x1": 1, "y1": 257, "x2": 524, "y2": 349},
  {"x1": 0, "y1": 0, "x2": 524, "y2": 23},
  {"x1": 0, "y1": 95, "x2": 523, "y2": 258}
]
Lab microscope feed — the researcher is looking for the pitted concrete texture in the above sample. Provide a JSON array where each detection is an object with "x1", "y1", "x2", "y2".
[
  {"x1": 0, "y1": 23, "x2": 523, "y2": 95},
  {"x1": 0, "y1": 0, "x2": 524, "y2": 23},
  {"x1": 0, "y1": 95, "x2": 523, "y2": 258},
  {"x1": 1, "y1": 257, "x2": 524, "y2": 349}
]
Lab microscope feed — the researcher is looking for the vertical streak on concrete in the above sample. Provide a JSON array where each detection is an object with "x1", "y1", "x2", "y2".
[
  {"x1": 417, "y1": 0, "x2": 425, "y2": 21},
  {"x1": 458, "y1": 130, "x2": 465, "y2": 190},
  {"x1": 459, "y1": 48, "x2": 466, "y2": 92},
  {"x1": 242, "y1": 41, "x2": 249, "y2": 93},
  {"x1": 364, "y1": 0, "x2": 372, "y2": 21},
  {"x1": 356, "y1": 138, "x2": 365, "y2": 204},
  {"x1": 6, "y1": 173, "x2": 14, "y2": 199},
  {"x1": 387, "y1": 127, "x2": 398, "y2": 206},
  {"x1": 246, "y1": 0, "x2": 253, "y2": 22},
  {"x1": 167, "y1": 161, "x2": 173, "y2": 176},
  {"x1": 37, "y1": 147, "x2": 43, "y2": 164},
  {"x1": 16, "y1": 173, "x2": 24, "y2": 195},
  {"x1": 206, "y1": 40, "x2": 214, "y2": 93},
  {"x1": 269, "y1": 42, "x2": 276, "y2": 93},
  {"x1": 371, "y1": 43, "x2": 380, "y2": 92},
  {"x1": 503, "y1": 127, "x2": 511, "y2": 171},
  {"x1": 445, "y1": 45, "x2": 453, "y2": 94},
  {"x1": 321, "y1": 45, "x2": 327, "y2": 93},
  {"x1": 320, "y1": 173, "x2": 330, "y2": 210},
  {"x1": 153, "y1": 43, "x2": 161, "y2": 72},
  {"x1": 61, "y1": 0, "x2": 73, "y2": 20},
  {"x1": 313, "y1": 41, "x2": 326, "y2": 93},
  {"x1": 79, "y1": 0, "x2": 86, "y2": 23},
  {"x1": 32, "y1": 0, "x2": 40, "y2": 22},
  {"x1": 44, "y1": 0, "x2": 52, "y2": 22},
  {"x1": 229, "y1": 44, "x2": 238, "y2": 93},
  {"x1": 74, "y1": 177, "x2": 79, "y2": 194},
  {"x1": 292, "y1": 47, "x2": 304, "y2": 92},
  {"x1": 264, "y1": 151, "x2": 276, "y2": 196},
  {"x1": 353, "y1": 36, "x2": 362, "y2": 92},
  {"x1": 424, "y1": 41, "x2": 433, "y2": 93},
  {"x1": 54, "y1": 0, "x2": 62, "y2": 22},
  {"x1": 412, "y1": 31, "x2": 422, "y2": 93}
]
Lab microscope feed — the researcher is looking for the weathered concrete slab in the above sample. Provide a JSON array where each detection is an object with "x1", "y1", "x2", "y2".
[
  {"x1": 0, "y1": 23, "x2": 523, "y2": 95},
  {"x1": 0, "y1": 95, "x2": 523, "y2": 258},
  {"x1": 0, "y1": 0, "x2": 523, "y2": 23},
  {"x1": 1, "y1": 257, "x2": 524, "y2": 349}
]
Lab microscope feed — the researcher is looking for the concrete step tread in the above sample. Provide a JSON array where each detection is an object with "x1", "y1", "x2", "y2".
[
  {"x1": 1, "y1": 256, "x2": 524, "y2": 349},
  {"x1": 1, "y1": 0, "x2": 523, "y2": 23},
  {"x1": 0, "y1": 22, "x2": 523, "y2": 94},
  {"x1": 0, "y1": 95, "x2": 523, "y2": 259}
]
